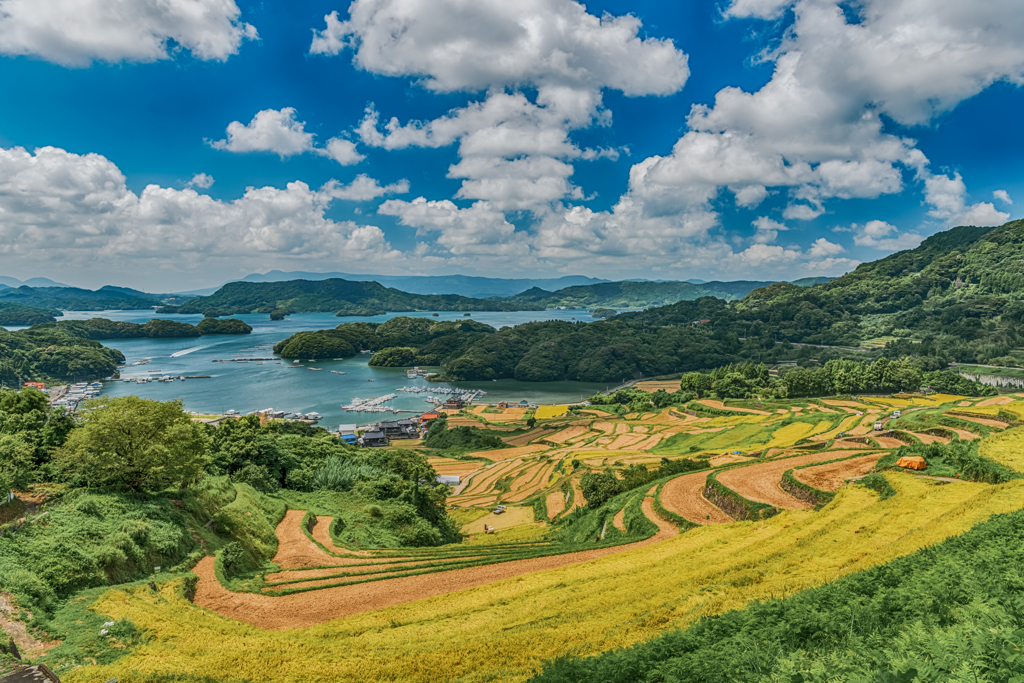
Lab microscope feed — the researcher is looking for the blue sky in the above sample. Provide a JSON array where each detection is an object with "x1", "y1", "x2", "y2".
[{"x1": 0, "y1": 0, "x2": 1020, "y2": 291}]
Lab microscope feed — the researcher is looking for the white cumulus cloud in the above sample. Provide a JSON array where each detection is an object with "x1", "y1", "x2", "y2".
[
  {"x1": 0, "y1": 145, "x2": 403, "y2": 288},
  {"x1": 994, "y1": 189, "x2": 1013, "y2": 205},
  {"x1": 186, "y1": 173, "x2": 214, "y2": 189},
  {"x1": 316, "y1": 0, "x2": 688, "y2": 211},
  {"x1": 0, "y1": 0, "x2": 257, "y2": 67},
  {"x1": 323, "y1": 174, "x2": 408, "y2": 201},
  {"x1": 210, "y1": 108, "x2": 366, "y2": 167},
  {"x1": 849, "y1": 220, "x2": 923, "y2": 251}
]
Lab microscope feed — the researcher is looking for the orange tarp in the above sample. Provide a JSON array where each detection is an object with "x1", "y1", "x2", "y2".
[{"x1": 896, "y1": 455, "x2": 927, "y2": 471}]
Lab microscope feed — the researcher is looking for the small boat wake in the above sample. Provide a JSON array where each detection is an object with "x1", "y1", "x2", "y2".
[{"x1": 170, "y1": 346, "x2": 207, "y2": 358}]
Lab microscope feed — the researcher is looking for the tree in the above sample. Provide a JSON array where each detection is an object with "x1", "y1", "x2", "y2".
[
  {"x1": 680, "y1": 372, "x2": 712, "y2": 398},
  {"x1": 54, "y1": 397, "x2": 209, "y2": 492},
  {"x1": 0, "y1": 434, "x2": 35, "y2": 492}
]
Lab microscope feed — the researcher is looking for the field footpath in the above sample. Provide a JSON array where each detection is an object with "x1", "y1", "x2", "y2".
[{"x1": 192, "y1": 496, "x2": 675, "y2": 630}]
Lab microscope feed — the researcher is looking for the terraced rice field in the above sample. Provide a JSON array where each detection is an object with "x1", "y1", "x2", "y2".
[
  {"x1": 660, "y1": 471, "x2": 730, "y2": 524},
  {"x1": 717, "y1": 450, "x2": 872, "y2": 510},
  {"x1": 78, "y1": 475, "x2": 1024, "y2": 683},
  {"x1": 794, "y1": 453, "x2": 885, "y2": 491}
]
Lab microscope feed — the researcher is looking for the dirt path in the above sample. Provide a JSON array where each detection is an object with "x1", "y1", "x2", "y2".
[
  {"x1": 192, "y1": 496, "x2": 674, "y2": 631},
  {"x1": 660, "y1": 471, "x2": 732, "y2": 524},
  {"x1": 717, "y1": 450, "x2": 870, "y2": 510},
  {"x1": 794, "y1": 453, "x2": 884, "y2": 491},
  {"x1": 0, "y1": 593, "x2": 58, "y2": 660},
  {"x1": 272, "y1": 510, "x2": 340, "y2": 568}
]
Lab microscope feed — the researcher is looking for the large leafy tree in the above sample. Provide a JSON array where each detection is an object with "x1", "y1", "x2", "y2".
[{"x1": 55, "y1": 397, "x2": 209, "y2": 491}]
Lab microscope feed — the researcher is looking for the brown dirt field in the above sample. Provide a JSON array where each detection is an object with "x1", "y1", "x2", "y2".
[
  {"x1": 624, "y1": 434, "x2": 664, "y2": 451},
  {"x1": 192, "y1": 496, "x2": 674, "y2": 631},
  {"x1": 309, "y1": 516, "x2": 354, "y2": 555},
  {"x1": 958, "y1": 400, "x2": 973, "y2": 407},
  {"x1": 633, "y1": 425, "x2": 649, "y2": 433},
  {"x1": 546, "y1": 491, "x2": 566, "y2": 518},
  {"x1": 593, "y1": 421, "x2": 616, "y2": 434},
  {"x1": 427, "y1": 458, "x2": 485, "y2": 478},
  {"x1": 812, "y1": 405, "x2": 838, "y2": 413},
  {"x1": 570, "y1": 478, "x2": 587, "y2": 510},
  {"x1": 709, "y1": 454, "x2": 755, "y2": 467},
  {"x1": 506, "y1": 462, "x2": 559, "y2": 502},
  {"x1": 502, "y1": 428, "x2": 549, "y2": 447},
  {"x1": 697, "y1": 400, "x2": 771, "y2": 415},
  {"x1": 614, "y1": 423, "x2": 630, "y2": 434},
  {"x1": 612, "y1": 507, "x2": 627, "y2": 532},
  {"x1": 954, "y1": 415, "x2": 1009, "y2": 429},
  {"x1": 831, "y1": 439, "x2": 870, "y2": 449},
  {"x1": 977, "y1": 396, "x2": 1014, "y2": 406},
  {"x1": 271, "y1": 510, "x2": 340, "y2": 568},
  {"x1": 906, "y1": 432, "x2": 950, "y2": 445},
  {"x1": 454, "y1": 459, "x2": 524, "y2": 499},
  {"x1": 794, "y1": 453, "x2": 884, "y2": 491},
  {"x1": 944, "y1": 426, "x2": 981, "y2": 440},
  {"x1": 608, "y1": 434, "x2": 646, "y2": 450},
  {"x1": 872, "y1": 436, "x2": 907, "y2": 448},
  {"x1": 822, "y1": 400, "x2": 869, "y2": 408},
  {"x1": 547, "y1": 425, "x2": 589, "y2": 443},
  {"x1": 717, "y1": 450, "x2": 870, "y2": 510},
  {"x1": 633, "y1": 380, "x2": 682, "y2": 392},
  {"x1": 660, "y1": 471, "x2": 731, "y2": 524},
  {"x1": 473, "y1": 444, "x2": 548, "y2": 460}
]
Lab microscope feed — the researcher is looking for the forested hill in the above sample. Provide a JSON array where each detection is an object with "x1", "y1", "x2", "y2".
[
  {"x1": 0, "y1": 284, "x2": 163, "y2": 311},
  {"x1": 498, "y1": 279, "x2": 783, "y2": 308},
  {"x1": 166, "y1": 278, "x2": 546, "y2": 316},
  {"x1": 279, "y1": 219, "x2": 1024, "y2": 382}
]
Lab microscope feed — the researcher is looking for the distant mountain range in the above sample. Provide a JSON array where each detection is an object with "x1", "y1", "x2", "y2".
[
  {"x1": 163, "y1": 279, "x2": 545, "y2": 316},
  {"x1": 0, "y1": 276, "x2": 70, "y2": 289},
  {"x1": 0, "y1": 285, "x2": 164, "y2": 312},
  {"x1": 228, "y1": 271, "x2": 608, "y2": 298}
]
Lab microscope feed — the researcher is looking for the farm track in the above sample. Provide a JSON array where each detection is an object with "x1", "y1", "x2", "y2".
[
  {"x1": 660, "y1": 471, "x2": 732, "y2": 524},
  {"x1": 717, "y1": 450, "x2": 872, "y2": 510},
  {"x1": 271, "y1": 510, "x2": 341, "y2": 568},
  {"x1": 794, "y1": 453, "x2": 885, "y2": 492},
  {"x1": 193, "y1": 497, "x2": 674, "y2": 630}
]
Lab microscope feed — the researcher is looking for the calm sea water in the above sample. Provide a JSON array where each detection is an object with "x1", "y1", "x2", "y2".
[{"x1": 41, "y1": 309, "x2": 613, "y2": 429}]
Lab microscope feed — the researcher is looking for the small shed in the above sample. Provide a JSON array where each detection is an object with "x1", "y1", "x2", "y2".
[
  {"x1": 444, "y1": 397, "x2": 464, "y2": 410},
  {"x1": 436, "y1": 475, "x2": 461, "y2": 486}
]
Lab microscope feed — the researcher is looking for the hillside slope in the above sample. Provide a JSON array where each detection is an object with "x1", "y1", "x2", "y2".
[{"x1": 168, "y1": 279, "x2": 544, "y2": 315}]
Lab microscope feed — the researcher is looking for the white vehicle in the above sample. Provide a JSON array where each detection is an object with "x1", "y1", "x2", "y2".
[
  {"x1": 892, "y1": 410, "x2": 902, "y2": 418},
  {"x1": 874, "y1": 421, "x2": 883, "y2": 431}
]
